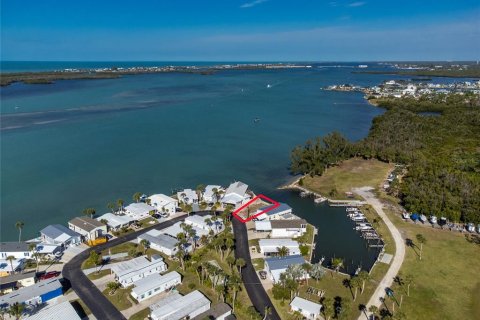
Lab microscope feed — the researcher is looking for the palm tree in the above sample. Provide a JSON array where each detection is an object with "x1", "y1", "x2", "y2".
[
  {"x1": 226, "y1": 255, "x2": 236, "y2": 270},
  {"x1": 322, "y1": 297, "x2": 335, "y2": 320},
  {"x1": 196, "y1": 184, "x2": 205, "y2": 201},
  {"x1": 277, "y1": 246, "x2": 290, "y2": 257},
  {"x1": 106, "y1": 281, "x2": 121, "y2": 295},
  {"x1": 133, "y1": 192, "x2": 142, "y2": 203},
  {"x1": 309, "y1": 263, "x2": 325, "y2": 283},
  {"x1": 404, "y1": 274, "x2": 415, "y2": 296},
  {"x1": 228, "y1": 274, "x2": 242, "y2": 312},
  {"x1": 416, "y1": 234, "x2": 427, "y2": 260},
  {"x1": 15, "y1": 221, "x2": 24, "y2": 242},
  {"x1": 358, "y1": 270, "x2": 370, "y2": 293},
  {"x1": 82, "y1": 208, "x2": 96, "y2": 218},
  {"x1": 29, "y1": 243, "x2": 39, "y2": 272},
  {"x1": 117, "y1": 199, "x2": 124, "y2": 212},
  {"x1": 331, "y1": 257, "x2": 344, "y2": 276},
  {"x1": 236, "y1": 258, "x2": 246, "y2": 274},
  {"x1": 262, "y1": 306, "x2": 271, "y2": 320},
  {"x1": 8, "y1": 303, "x2": 24, "y2": 320},
  {"x1": 302, "y1": 263, "x2": 312, "y2": 284},
  {"x1": 350, "y1": 276, "x2": 361, "y2": 301},
  {"x1": 107, "y1": 202, "x2": 116, "y2": 213},
  {"x1": 368, "y1": 305, "x2": 379, "y2": 320},
  {"x1": 215, "y1": 284, "x2": 225, "y2": 302},
  {"x1": 6, "y1": 256, "x2": 16, "y2": 274},
  {"x1": 140, "y1": 239, "x2": 150, "y2": 255}
]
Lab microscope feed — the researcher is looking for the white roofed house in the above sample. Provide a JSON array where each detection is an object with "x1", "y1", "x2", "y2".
[
  {"x1": 138, "y1": 231, "x2": 181, "y2": 256},
  {"x1": 68, "y1": 217, "x2": 107, "y2": 241},
  {"x1": 96, "y1": 212, "x2": 135, "y2": 231},
  {"x1": 39, "y1": 224, "x2": 82, "y2": 248},
  {"x1": 24, "y1": 301, "x2": 82, "y2": 320},
  {"x1": 148, "y1": 194, "x2": 178, "y2": 214},
  {"x1": 110, "y1": 254, "x2": 167, "y2": 287},
  {"x1": 203, "y1": 185, "x2": 224, "y2": 204},
  {"x1": 258, "y1": 238, "x2": 301, "y2": 256},
  {"x1": 125, "y1": 202, "x2": 156, "y2": 220},
  {"x1": 290, "y1": 296, "x2": 322, "y2": 320},
  {"x1": 256, "y1": 203, "x2": 293, "y2": 220},
  {"x1": 177, "y1": 189, "x2": 198, "y2": 205},
  {"x1": 264, "y1": 255, "x2": 307, "y2": 283},
  {"x1": 0, "y1": 242, "x2": 33, "y2": 260},
  {"x1": 131, "y1": 271, "x2": 181, "y2": 302},
  {"x1": 185, "y1": 214, "x2": 224, "y2": 234},
  {"x1": 221, "y1": 181, "x2": 251, "y2": 208},
  {"x1": 149, "y1": 290, "x2": 211, "y2": 320},
  {"x1": 161, "y1": 221, "x2": 209, "y2": 241},
  {"x1": 270, "y1": 219, "x2": 307, "y2": 238}
]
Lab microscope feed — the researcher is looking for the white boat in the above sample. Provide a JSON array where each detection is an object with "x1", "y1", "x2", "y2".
[
  {"x1": 314, "y1": 197, "x2": 326, "y2": 203},
  {"x1": 420, "y1": 214, "x2": 427, "y2": 223},
  {"x1": 267, "y1": 84, "x2": 272, "y2": 88},
  {"x1": 402, "y1": 212, "x2": 410, "y2": 219},
  {"x1": 466, "y1": 223, "x2": 475, "y2": 232},
  {"x1": 358, "y1": 64, "x2": 368, "y2": 68},
  {"x1": 429, "y1": 216, "x2": 437, "y2": 224},
  {"x1": 356, "y1": 225, "x2": 373, "y2": 231}
]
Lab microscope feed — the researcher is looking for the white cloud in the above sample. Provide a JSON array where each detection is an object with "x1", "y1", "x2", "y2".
[
  {"x1": 240, "y1": 0, "x2": 269, "y2": 9},
  {"x1": 348, "y1": 1, "x2": 366, "y2": 7}
]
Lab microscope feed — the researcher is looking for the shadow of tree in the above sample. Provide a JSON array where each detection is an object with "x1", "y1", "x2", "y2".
[
  {"x1": 465, "y1": 234, "x2": 480, "y2": 246},
  {"x1": 405, "y1": 238, "x2": 419, "y2": 257}
]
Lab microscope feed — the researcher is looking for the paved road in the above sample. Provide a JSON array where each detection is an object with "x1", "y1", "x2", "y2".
[
  {"x1": 232, "y1": 218, "x2": 281, "y2": 320},
  {"x1": 63, "y1": 212, "x2": 207, "y2": 320},
  {"x1": 353, "y1": 187, "x2": 406, "y2": 319}
]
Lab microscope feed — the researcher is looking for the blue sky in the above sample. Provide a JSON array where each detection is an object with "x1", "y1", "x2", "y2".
[{"x1": 1, "y1": 0, "x2": 479, "y2": 61}]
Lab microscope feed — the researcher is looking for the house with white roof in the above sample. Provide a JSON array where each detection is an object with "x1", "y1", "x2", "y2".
[
  {"x1": 0, "y1": 242, "x2": 32, "y2": 260},
  {"x1": 264, "y1": 255, "x2": 307, "y2": 283},
  {"x1": 138, "y1": 231, "x2": 182, "y2": 256},
  {"x1": 149, "y1": 290, "x2": 211, "y2": 320},
  {"x1": 221, "y1": 181, "x2": 251, "y2": 207},
  {"x1": 258, "y1": 239, "x2": 300, "y2": 256},
  {"x1": 68, "y1": 217, "x2": 107, "y2": 241},
  {"x1": 25, "y1": 301, "x2": 81, "y2": 320},
  {"x1": 161, "y1": 221, "x2": 209, "y2": 239},
  {"x1": 290, "y1": 296, "x2": 322, "y2": 320},
  {"x1": 0, "y1": 279, "x2": 63, "y2": 308},
  {"x1": 177, "y1": 189, "x2": 198, "y2": 205},
  {"x1": 40, "y1": 224, "x2": 82, "y2": 248},
  {"x1": 125, "y1": 202, "x2": 156, "y2": 220},
  {"x1": 203, "y1": 185, "x2": 223, "y2": 204},
  {"x1": 131, "y1": 271, "x2": 181, "y2": 302},
  {"x1": 148, "y1": 194, "x2": 178, "y2": 214},
  {"x1": 191, "y1": 302, "x2": 233, "y2": 320},
  {"x1": 111, "y1": 255, "x2": 167, "y2": 287},
  {"x1": 256, "y1": 203, "x2": 293, "y2": 220},
  {"x1": 185, "y1": 215, "x2": 223, "y2": 233},
  {"x1": 96, "y1": 212, "x2": 135, "y2": 230},
  {"x1": 254, "y1": 219, "x2": 307, "y2": 238}
]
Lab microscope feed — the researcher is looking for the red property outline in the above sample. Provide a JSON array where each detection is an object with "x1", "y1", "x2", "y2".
[{"x1": 231, "y1": 194, "x2": 280, "y2": 223}]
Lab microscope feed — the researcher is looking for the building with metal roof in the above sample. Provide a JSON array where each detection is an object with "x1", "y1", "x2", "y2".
[
  {"x1": 25, "y1": 301, "x2": 81, "y2": 320},
  {"x1": 131, "y1": 271, "x2": 181, "y2": 302},
  {"x1": 150, "y1": 290, "x2": 211, "y2": 320},
  {"x1": 111, "y1": 255, "x2": 167, "y2": 287},
  {"x1": 0, "y1": 278, "x2": 63, "y2": 308},
  {"x1": 40, "y1": 224, "x2": 81, "y2": 248},
  {"x1": 290, "y1": 296, "x2": 322, "y2": 320},
  {"x1": 264, "y1": 255, "x2": 307, "y2": 283}
]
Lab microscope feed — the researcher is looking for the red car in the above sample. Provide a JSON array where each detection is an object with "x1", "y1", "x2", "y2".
[{"x1": 39, "y1": 271, "x2": 61, "y2": 280}]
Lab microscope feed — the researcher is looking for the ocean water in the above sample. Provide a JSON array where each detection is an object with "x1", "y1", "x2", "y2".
[{"x1": 1, "y1": 63, "x2": 395, "y2": 271}]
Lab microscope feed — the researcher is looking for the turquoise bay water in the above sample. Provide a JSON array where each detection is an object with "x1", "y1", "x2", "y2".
[{"x1": 1, "y1": 64, "x2": 391, "y2": 271}]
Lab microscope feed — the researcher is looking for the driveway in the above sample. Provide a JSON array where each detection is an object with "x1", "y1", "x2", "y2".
[
  {"x1": 62, "y1": 211, "x2": 210, "y2": 320},
  {"x1": 353, "y1": 187, "x2": 406, "y2": 319},
  {"x1": 232, "y1": 218, "x2": 281, "y2": 320}
]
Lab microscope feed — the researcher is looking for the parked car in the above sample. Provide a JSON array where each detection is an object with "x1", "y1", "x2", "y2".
[
  {"x1": 259, "y1": 271, "x2": 267, "y2": 280},
  {"x1": 39, "y1": 271, "x2": 61, "y2": 280}
]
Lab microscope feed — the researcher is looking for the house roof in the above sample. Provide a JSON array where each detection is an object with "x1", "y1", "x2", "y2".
[
  {"x1": 255, "y1": 221, "x2": 272, "y2": 231},
  {"x1": 69, "y1": 217, "x2": 104, "y2": 232},
  {"x1": 0, "y1": 270, "x2": 36, "y2": 285},
  {"x1": 150, "y1": 290, "x2": 210, "y2": 320},
  {"x1": 138, "y1": 233, "x2": 178, "y2": 250},
  {"x1": 0, "y1": 242, "x2": 30, "y2": 253},
  {"x1": 203, "y1": 185, "x2": 223, "y2": 198},
  {"x1": 125, "y1": 203, "x2": 155, "y2": 215},
  {"x1": 0, "y1": 279, "x2": 62, "y2": 307},
  {"x1": 96, "y1": 213, "x2": 135, "y2": 227},
  {"x1": 192, "y1": 302, "x2": 233, "y2": 320},
  {"x1": 259, "y1": 238, "x2": 299, "y2": 248},
  {"x1": 148, "y1": 194, "x2": 177, "y2": 206},
  {"x1": 177, "y1": 189, "x2": 198, "y2": 202},
  {"x1": 111, "y1": 255, "x2": 165, "y2": 280},
  {"x1": 40, "y1": 224, "x2": 80, "y2": 242},
  {"x1": 290, "y1": 296, "x2": 322, "y2": 315},
  {"x1": 0, "y1": 259, "x2": 25, "y2": 272},
  {"x1": 224, "y1": 181, "x2": 248, "y2": 197},
  {"x1": 260, "y1": 202, "x2": 292, "y2": 216},
  {"x1": 270, "y1": 219, "x2": 307, "y2": 229},
  {"x1": 265, "y1": 255, "x2": 306, "y2": 271},
  {"x1": 25, "y1": 301, "x2": 81, "y2": 320},
  {"x1": 132, "y1": 271, "x2": 181, "y2": 296}
]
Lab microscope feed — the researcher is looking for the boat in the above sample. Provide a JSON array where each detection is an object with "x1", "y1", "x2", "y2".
[
  {"x1": 358, "y1": 64, "x2": 368, "y2": 68},
  {"x1": 314, "y1": 197, "x2": 326, "y2": 203},
  {"x1": 466, "y1": 223, "x2": 475, "y2": 232},
  {"x1": 300, "y1": 191, "x2": 309, "y2": 198},
  {"x1": 253, "y1": 118, "x2": 261, "y2": 123},
  {"x1": 356, "y1": 225, "x2": 373, "y2": 231},
  {"x1": 429, "y1": 216, "x2": 437, "y2": 224},
  {"x1": 267, "y1": 84, "x2": 272, "y2": 88},
  {"x1": 402, "y1": 212, "x2": 410, "y2": 219},
  {"x1": 420, "y1": 214, "x2": 427, "y2": 223}
]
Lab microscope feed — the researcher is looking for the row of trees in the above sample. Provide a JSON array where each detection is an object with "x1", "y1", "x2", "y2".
[{"x1": 291, "y1": 94, "x2": 480, "y2": 223}]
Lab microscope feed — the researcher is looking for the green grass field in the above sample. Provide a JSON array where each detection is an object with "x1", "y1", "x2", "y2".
[
  {"x1": 301, "y1": 158, "x2": 393, "y2": 199},
  {"x1": 102, "y1": 287, "x2": 133, "y2": 311},
  {"x1": 128, "y1": 307, "x2": 150, "y2": 320}
]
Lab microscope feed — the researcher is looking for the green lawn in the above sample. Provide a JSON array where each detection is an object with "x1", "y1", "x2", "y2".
[
  {"x1": 301, "y1": 158, "x2": 393, "y2": 199},
  {"x1": 252, "y1": 258, "x2": 265, "y2": 271},
  {"x1": 129, "y1": 307, "x2": 150, "y2": 320},
  {"x1": 87, "y1": 268, "x2": 111, "y2": 280},
  {"x1": 102, "y1": 287, "x2": 133, "y2": 311}
]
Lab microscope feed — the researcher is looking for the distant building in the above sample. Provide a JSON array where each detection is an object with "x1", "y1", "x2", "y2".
[
  {"x1": 149, "y1": 290, "x2": 211, "y2": 320},
  {"x1": 111, "y1": 255, "x2": 167, "y2": 287},
  {"x1": 148, "y1": 194, "x2": 178, "y2": 214},
  {"x1": 264, "y1": 255, "x2": 307, "y2": 283},
  {"x1": 0, "y1": 242, "x2": 32, "y2": 260},
  {"x1": 161, "y1": 221, "x2": 209, "y2": 239},
  {"x1": 39, "y1": 224, "x2": 82, "y2": 248},
  {"x1": 177, "y1": 189, "x2": 198, "y2": 205},
  {"x1": 124, "y1": 203, "x2": 156, "y2": 220},
  {"x1": 24, "y1": 301, "x2": 81, "y2": 320},
  {"x1": 290, "y1": 296, "x2": 322, "y2": 320},
  {"x1": 0, "y1": 278, "x2": 63, "y2": 308},
  {"x1": 221, "y1": 181, "x2": 251, "y2": 207},
  {"x1": 192, "y1": 302, "x2": 234, "y2": 320},
  {"x1": 256, "y1": 203, "x2": 293, "y2": 220},
  {"x1": 185, "y1": 215, "x2": 223, "y2": 233},
  {"x1": 131, "y1": 271, "x2": 181, "y2": 302},
  {"x1": 0, "y1": 270, "x2": 36, "y2": 294},
  {"x1": 255, "y1": 219, "x2": 307, "y2": 238},
  {"x1": 203, "y1": 185, "x2": 223, "y2": 204},
  {"x1": 258, "y1": 238, "x2": 301, "y2": 256},
  {"x1": 96, "y1": 213, "x2": 135, "y2": 231},
  {"x1": 138, "y1": 231, "x2": 180, "y2": 256},
  {"x1": 68, "y1": 217, "x2": 107, "y2": 241}
]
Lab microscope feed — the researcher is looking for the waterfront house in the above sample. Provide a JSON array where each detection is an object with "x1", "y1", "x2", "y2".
[
  {"x1": 68, "y1": 217, "x2": 107, "y2": 241},
  {"x1": 192, "y1": 302, "x2": 234, "y2": 320},
  {"x1": 0, "y1": 242, "x2": 32, "y2": 260},
  {"x1": 96, "y1": 212, "x2": 135, "y2": 230},
  {"x1": 203, "y1": 185, "x2": 224, "y2": 204},
  {"x1": 161, "y1": 221, "x2": 209, "y2": 239},
  {"x1": 137, "y1": 231, "x2": 184, "y2": 256},
  {"x1": 177, "y1": 189, "x2": 198, "y2": 205},
  {"x1": 255, "y1": 219, "x2": 307, "y2": 238},
  {"x1": 35, "y1": 244, "x2": 62, "y2": 259},
  {"x1": 290, "y1": 296, "x2": 322, "y2": 320},
  {"x1": 125, "y1": 202, "x2": 156, "y2": 220},
  {"x1": 221, "y1": 181, "x2": 251, "y2": 207},
  {"x1": 39, "y1": 224, "x2": 82, "y2": 248},
  {"x1": 111, "y1": 255, "x2": 167, "y2": 287},
  {"x1": 256, "y1": 203, "x2": 293, "y2": 220},
  {"x1": 148, "y1": 194, "x2": 178, "y2": 214},
  {"x1": 0, "y1": 278, "x2": 63, "y2": 308},
  {"x1": 0, "y1": 270, "x2": 36, "y2": 294},
  {"x1": 25, "y1": 301, "x2": 82, "y2": 320},
  {"x1": 185, "y1": 215, "x2": 223, "y2": 233},
  {"x1": 258, "y1": 239, "x2": 301, "y2": 256},
  {"x1": 131, "y1": 271, "x2": 181, "y2": 302},
  {"x1": 264, "y1": 255, "x2": 307, "y2": 283},
  {"x1": 149, "y1": 290, "x2": 211, "y2": 320},
  {"x1": 0, "y1": 258, "x2": 26, "y2": 276}
]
